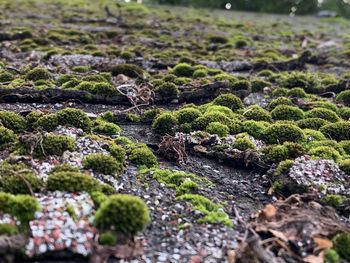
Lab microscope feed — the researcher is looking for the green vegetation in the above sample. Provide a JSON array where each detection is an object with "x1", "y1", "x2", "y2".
[{"x1": 84, "y1": 153, "x2": 123, "y2": 175}]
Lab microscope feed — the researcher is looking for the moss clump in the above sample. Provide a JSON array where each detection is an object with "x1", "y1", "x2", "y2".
[
  {"x1": 336, "y1": 90, "x2": 350, "y2": 106},
  {"x1": 297, "y1": 118, "x2": 330, "y2": 130},
  {"x1": 25, "y1": 111, "x2": 44, "y2": 130},
  {"x1": 320, "y1": 122, "x2": 350, "y2": 141},
  {"x1": 274, "y1": 160, "x2": 294, "y2": 177},
  {"x1": 141, "y1": 108, "x2": 162, "y2": 123},
  {"x1": 309, "y1": 146, "x2": 341, "y2": 161},
  {"x1": 152, "y1": 113, "x2": 178, "y2": 136},
  {"x1": 322, "y1": 194, "x2": 344, "y2": 207},
  {"x1": 280, "y1": 71, "x2": 320, "y2": 93},
  {"x1": 205, "y1": 105, "x2": 237, "y2": 119},
  {"x1": 231, "y1": 80, "x2": 250, "y2": 91},
  {"x1": 233, "y1": 134, "x2": 256, "y2": 151},
  {"x1": 111, "y1": 64, "x2": 143, "y2": 78},
  {"x1": 56, "y1": 108, "x2": 92, "y2": 131},
  {"x1": 251, "y1": 79, "x2": 271, "y2": 93},
  {"x1": 333, "y1": 232, "x2": 350, "y2": 261},
  {"x1": 0, "y1": 71, "x2": 14, "y2": 83},
  {"x1": 305, "y1": 108, "x2": 340, "y2": 122},
  {"x1": 212, "y1": 94, "x2": 243, "y2": 111},
  {"x1": 193, "y1": 112, "x2": 241, "y2": 134},
  {"x1": 90, "y1": 82, "x2": 118, "y2": 96},
  {"x1": 99, "y1": 231, "x2": 117, "y2": 246},
  {"x1": 339, "y1": 107, "x2": 350, "y2": 120},
  {"x1": 310, "y1": 100, "x2": 338, "y2": 113},
  {"x1": 338, "y1": 159, "x2": 350, "y2": 174},
  {"x1": 34, "y1": 114, "x2": 59, "y2": 132},
  {"x1": 33, "y1": 134, "x2": 75, "y2": 157},
  {"x1": 129, "y1": 146, "x2": 158, "y2": 168},
  {"x1": 0, "y1": 162, "x2": 42, "y2": 194},
  {"x1": 156, "y1": 82, "x2": 179, "y2": 98},
  {"x1": 271, "y1": 105, "x2": 304, "y2": 121},
  {"x1": 193, "y1": 69, "x2": 207, "y2": 78},
  {"x1": 242, "y1": 120, "x2": 269, "y2": 140},
  {"x1": 47, "y1": 172, "x2": 100, "y2": 193},
  {"x1": 205, "y1": 122, "x2": 229, "y2": 137},
  {"x1": 90, "y1": 191, "x2": 108, "y2": 208},
  {"x1": 177, "y1": 194, "x2": 232, "y2": 226},
  {"x1": 26, "y1": 67, "x2": 50, "y2": 81},
  {"x1": 263, "y1": 123, "x2": 306, "y2": 144},
  {"x1": 94, "y1": 194, "x2": 150, "y2": 236},
  {"x1": 0, "y1": 127, "x2": 17, "y2": 150},
  {"x1": 83, "y1": 153, "x2": 122, "y2": 175},
  {"x1": 286, "y1": 87, "x2": 307, "y2": 98},
  {"x1": 172, "y1": 63, "x2": 194, "y2": 77},
  {"x1": 0, "y1": 224, "x2": 17, "y2": 236},
  {"x1": 303, "y1": 129, "x2": 327, "y2": 141},
  {"x1": 324, "y1": 249, "x2": 340, "y2": 263},
  {"x1": 93, "y1": 118, "x2": 121, "y2": 136},
  {"x1": 267, "y1": 97, "x2": 293, "y2": 110},
  {"x1": 49, "y1": 163, "x2": 80, "y2": 174},
  {"x1": 262, "y1": 145, "x2": 290, "y2": 164},
  {"x1": 272, "y1": 88, "x2": 289, "y2": 97},
  {"x1": 339, "y1": 140, "x2": 350, "y2": 155},
  {"x1": 243, "y1": 106, "x2": 272, "y2": 122},
  {"x1": 208, "y1": 35, "x2": 229, "y2": 44},
  {"x1": 175, "y1": 108, "x2": 201, "y2": 124},
  {"x1": 0, "y1": 111, "x2": 26, "y2": 133}
]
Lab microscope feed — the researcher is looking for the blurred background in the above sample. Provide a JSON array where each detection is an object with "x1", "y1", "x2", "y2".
[{"x1": 144, "y1": 0, "x2": 350, "y2": 18}]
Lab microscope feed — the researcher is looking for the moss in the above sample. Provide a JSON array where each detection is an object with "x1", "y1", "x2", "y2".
[
  {"x1": 111, "y1": 64, "x2": 143, "y2": 78},
  {"x1": 339, "y1": 140, "x2": 350, "y2": 155},
  {"x1": 33, "y1": 134, "x2": 75, "y2": 157},
  {"x1": 94, "y1": 194, "x2": 150, "y2": 236},
  {"x1": 26, "y1": 66, "x2": 50, "y2": 81},
  {"x1": 212, "y1": 94, "x2": 243, "y2": 111},
  {"x1": 177, "y1": 179, "x2": 199, "y2": 195},
  {"x1": 271, "y1": 105, "x2": 304, "y2": 121},
  {"x1": 91, "y1": 82, "x2": 118, "y2": 96},
  {"x1": 193, "y1": 69, "x2": 207, "y2": 78},
  {"x1": 193, "y1": 112, "x2": 241, "y2": 134},
  {"x1": 93, "y1": 118, "x2": 121, "y2": 136},
  {"x1": 324, "y1": 249, "x2": 340, "y2": 263},
  {"x1": 49, "y1": 163, "x2": 80, "y2": 174},
  {"x1": 25, "y1": 111, "x2": 44, "y2": 130},
  {"x1": 333, "y1": 232, "x2": 350, "y2": 260},
  {"x1": 205, "y1": 105, "x2": 237, "y2": 119},
  {"x1": 272, "y1": 88, "x2": 289, "y2": 97},
  {"x1": 84, "y1": 153, "x2": 122, "y2": 175},
  {"x1": 156, "y1": 82, "x2": 179, "y2": 98},
  {"x1": 213, "y1": 73, "x2": 237, "y2": 83},
  {"x1": 287, "y1": 87, "x2": 307, "y2": 98},
  {"x1": 10, "y1": 194, "x2": 40, "y2": 225},
  {"x1": 303, "y1": 129, "x2": 327, "y2": 141},
  {"x1": 320, "y1": 122, "x2": 350, "y2": 141},
  {"x1": 129, "y1": 146, "x2": 158, "y2": 168},
  {"x1": 172, "y1": 63, "x2": 194, "y2": 77},
  {"x1": 233, "y1": 134, "x2": 256, "y2": 151},
  {"x1": 120, "y1": 51, "x2": 133, "y2": 60},
  {"x1": 0, "y1": 224, "x2": 17, "y2": 236},
  {"x1": 205, "y1": 122, "x2": 229, "y2": 137},
  {"x1": 231, "y1": 80, "x2": 250, "y2": 91},
  {"x1": 274, "y1": 160, "x2": 294, "y2": 177},
  {"x1": 72, "y1": 65, "x2": 90, "y2": 73},
  {"x1": 263, "y1": 145, "x2": 289, "y2": 164},
  {"x1": 152, "y1": 113, "x2": 178, "y2": 136},
  {"x1": 0, "y1": 111, "x2": 26, "y2": 133},
  {"x1": 34, "y1": 113, "x2": 59, "y2": 132},
  {"x1": 99, "y1": 231, "x2": 117, "y2": 246},
  {"x1": 305, "y1": 108, "x2": 340, "y2": 122},
  {"x1": 336, "y1": 90, "x2": 350, "y2": 106},
  {"x1": 339, "y1": 107, "x2": 350, "y2": 120},
  {"x1": 140, "y1": 108, "x2": 162, "y2": 123},
  {"x1": 310, "y1": 101, "x2": 338, "y2": 113},
  {"x1": 280, "y1": 71, "x2": 320, "y2": 94},
  {"x1": 208, "y1": 35, "x2": 229, "y2": 44},
  {"x1": 242, "y1": 120, "x2": 269, "y2": 139},
  {"x1": 322, "y1": 194, "x2": 344, "y2": 207},
  {"x1": 297, "y1": 118, "x2": 330, "y2": 130},
  {"x1": 56, "y1": 108, "x2": 92, "y2": 131},
  {"x1": 90, "y1": 191, "x2": 108, "y2": 208},
  {"x1": 175, "y1": 108, "x2": 201, "y2": 124},
  {"x1": 309, "y1": 146, "x2": 341, "y2": 161},
  {"x1": 0, "y1": 162, "x2": 42, "y2": 194},
  {"x1": 62, "y1": 79, "x2": 80, "y2": 89},
  {"x1": 257, "y1": 70, "x2": 274, "y2": 78},
  {"x1": 338, "y1": 159, "x2": 350, "y2": 174},
  {"x1": 263, "y1": 123, "x2": 306, "y2": 144},
  {"x1": 267, "y1": 97, "x2": 293, "y2": 110},
  {"x1": 108, "y1": 142, "x2": 126, "y2": 165},
  {"x1": 251, "y1": 79, "x2": 271, "y2": 93},
  {"x1": 0, "y1": 71, "x2": 14, "y2": 83},
  {"x1": 0, "y1": 127, "x2": 17, "y2": 150},
  {"x1": 234, "y1": 38, "x2": 249, "y2": 48},
  {"x1": 177, "y1": 194, "x2": 232, "y2": 226},
  {"x1": 47, "y1": 172, "x2": 100, "y2": 193},
  {"x1": 243, "y1": 106, "x2": 272, "y2": 122}
]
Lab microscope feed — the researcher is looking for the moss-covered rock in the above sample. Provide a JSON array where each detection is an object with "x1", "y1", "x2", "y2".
[
  {"x1": 320, "y1": 122, "x2": 350, "y2": 141},
  {"x1": 305, "y1": 107, "x2": 340, "y2": 122},
  {"x1": 172, "y1": 63, "x2": 194, "y2": 77},
  {"x1": 175, "y1": 107, "x2": 201, "y2": 124},
  {"x1": 152, "y1": 113, "x2": 178, "y2": 135},
  {"x1": 309, "y1": 146, "x2": 341, "y2": 161},
  {"x1": 297, "y1": 118, "x2": 330, "y2": 130},
  {"x1": 26, "y1": 66, "x2": 50, "y2": 81},
  {"x1": 93, "y1": 118, "x2": 121, "y2": 136},
  {"x1": 205, "y1": 122, "x2": 229, "y2": 137},
  {"x1": 243, "y1": 105, "x2": 272, "y2": 122},
  {"x1": 263, "y1": 123, "x2": 306, "y2": 144},
  {"x1": 267, "y1": 97, "x2": 293, "y2": 110},
  {"x1": 33, "y1": 134, "x2": 75, "y2": 157},
  {"x1": 271, "y1": 105, "x2": 304, "y2": 121},
  {"x1": 84, "y1": 153, "x2": 122, "y2": 175},
  {"x1": 0, "y1": 111, "x2": 26, "y2": 133},
  {"x1": 129, "y1": 145, "x2": 158, "y2": 168},
  {"x1": 0, "y1": 127, "x2": 17, "y2": 149},
  {"x1": 212, "y1": 94, "x2": 243, "y2": 111},
  {"x1": 156, "y1": 82, "x2": 179, "y2": 98},
  {"x1": 56, "y1": 108, "x2": 92, "y2": 131}
]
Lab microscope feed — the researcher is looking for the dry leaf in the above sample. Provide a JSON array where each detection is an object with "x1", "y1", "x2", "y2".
[
  {"x1": 262, "y1": 204, "x2": 276, "y2": 220},
  {"x1": 227, "y1": 249, "x2": 235, "y2": 263},
  {"x1": 304, "y1": 254, "x2": 324, "y2": 263},
  {"x1": 313, "y1": 237, "x2": 332, "y2": 250},
  {"x1": 269, "y1": 229, "x2": 288, "y2": 242}
]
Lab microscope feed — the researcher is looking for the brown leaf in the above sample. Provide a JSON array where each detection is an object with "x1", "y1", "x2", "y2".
[
  {"x1": 269, "y1": 229, "x2": 288, "y2": 242},
  {"x1": 313, "y1": 237, "x2": 332, "y2": 250},
  {"x1": 304, "y1": 254, "x2": 324, "y2": 263},
  {"x1": 262, "y1": 204, "x2": 276, "y2": 220},
  {"x1": 227, "y1": 249, "x2": 236, "y2": 263}
]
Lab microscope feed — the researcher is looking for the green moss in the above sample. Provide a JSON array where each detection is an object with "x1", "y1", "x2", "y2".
[
  {"x1": 322, "y1": 194, "x2": 344, "y2": 207},
  {"x1": 333, "y1": 232, "x2": 350, "y2": 260},
  {"x1": 0, "y1": 162, "x2": 42, "y2": 194},
  {"x1": 262, "y1": 145, "x2": 289, "y2": 164},
  {"x1": 309, "y1": 146, "x2": 341, "y2": 161},
  {"x1": 94, "y1": 194, "x2": 150, "y2": 236},
  {"x1": 172, "y1": 63, "x2": 194, "y2": 77},
  {"x1": 233, "y1": 134, "x2": 256, "y2": 151},
  {"x1": 93, "y1": 118, "x2": 121, "y2": 136},
  {"x1": 305, "y1": 108, "x2": 340, "y2": 122},
  {"x1": 320, "y1": 122, "x2": 350, "y2": 141},
  {"x1": 338, "y1": 159, "x2": 350, "y2": 174},
  {"x1": 287, "y1": 87, "x2": 307, "y2": 98},
  {"x1": 205, "y1": 105, "x2": 237, "y2": 119},
  {"x1": 0, "y1": 224, "x2": 17, "y2": 236},
  {"x1": 208, "y1": 35, "x2": 229, "y2": 44},
  {"x1": 90, "y1": 82, "x2": 119, "y2": 96},
  {"x1": 99, "y1": 231, "x2": 117, "y2": 246},
  {"x1": 231, "y1": 80, "x2": 250, "y2": 91},
  {"x1": 336, "y1": 90, "x2": 350, "y2": 106},
  {"x1": 263, "y1": 123, "x2": 306, "y2": 144},
  {"x1": 175, "y1": 108, "x2": 201, "y2": 124},
  {"x1": 193, "y1": 69, "x2": 207, "y2": 78},
  {"x1": 303, "y1": 129, "x2": 327, "y2": 141},
  {"x1": 297, "y1": 118, "x2": 330, "y2": 130},
  {"x1": 271, "y1": 105, "x2": 304, "y2": 121},
  {"x1": 274, "y1": 160, "x2": 294, "y2": 177},
  {"x1": 84, "y1": 153, "x2": 122, "y2": 175},
  {"x1": 268, "y1": 97, "x2": 293, "y2": 110},
  {"x1": 213, "y1": 73, "x2": 237, "y2": 83},
  {"x1": 242, "y1": 120, "x2": 269, "y2": 139},
  {"x1": 34, "y1": 113, "x2": 59, "y2": 132},
  {"x1": 193, "y1": 112, "x2": 241, "y2": 134},
  {"x1": 72, "y1": 65, "x2": 90, "y2": 73},
  {"x1": 212, "y1": 94, "x2": 243, "y2": 111},
  {"x1": 310, "y1": 101, "x2": 338, "y2": 113},
  {"x1": 129, "y1": 146, "x2": 158, "y2": 168},
  {"x1": 280, "y1": 71, "x2": 321, "y2": 94},
  {"x1": 111, "y1": 64, "x2": 143, "y2": 78},
  {"x1": 33, "y1": 134, "x2": 75, "y2": 157},
  {"x1": 0, "y1": 111, "x2": 26, "y2": 133},
  {"x1": 272, "y1": 88, "x2": 289, "y2": 97},
  {"x1": 152, "y1": 113, "x2": 178, "y2": 136},
  {"x1": 339, "y1": 140, "x2": 350, "y2": 155},
  {"x1": 56, "y1": 108, "x2": 92, "y2": 131},
  {"x1": 243, "y1": 106, "x2": 272, "y2": 122},
  {"x1": 108, "y1": 142, "x2": 126, "y2": 165},
  {"x1": 205, "y1": 122, "x2": 229, "y2": 137},
  {"x1": 156, "y1": 82, "x2": 179, "y2": 98},
  {"x1": 0, "y1": 127, "x2": 17, "y2": 150},
  {"x1": 339, "y1": 107, "x2": 350, "y2": 120},
  {"x1": 90, "y1": 191, "x2": 108, "y2": 208},
  {"x1": 26, "y1": 67, "x2": 50, "y2": 81},
  {"x1": 177, "y1": 194, "x2": 232, "y2": 226},
  {"x1": 49, "y1": 163, "x2": 80, "y2": 174},
  {"x1": 47, "y1": 172, "x2": 100, "y2": 193},
  {"x1": 0, "y1": 71, "x2": 14, "y2": 83},
  {"x1": 251, "y1": 79, "x2": 271, "y2": 93},
  {"x1": 324, "y1": 249, "x2": 340, "y2": 263}
]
